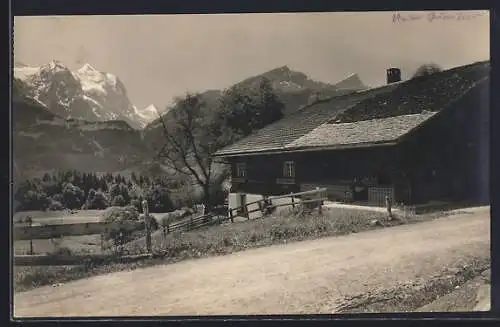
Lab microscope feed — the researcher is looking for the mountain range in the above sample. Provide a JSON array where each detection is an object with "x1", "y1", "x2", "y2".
[
  {"x1": 146, "y1": 65, "x2": 366, "y2": 131},
  {"x1": 14, "y1": 61, "x2": 161, "y2": 129},
  {"x1": 12, "y1": 61, "x2": 367, "y2": 180}
]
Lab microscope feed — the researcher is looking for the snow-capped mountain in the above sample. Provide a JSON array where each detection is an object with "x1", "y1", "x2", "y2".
[
  {"x1": 134, "y1": 104, "x2": 161, "y2": 126},
  {"x1": 13, "y1": 86, "x2": 153, "y2": 179},
  {"x1": 13, "y1": 60, "x2": 156, "y2": 129}
]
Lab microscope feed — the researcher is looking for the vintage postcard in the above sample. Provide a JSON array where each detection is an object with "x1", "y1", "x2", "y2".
[{"x1": 12, "y1": 10, "x2": 490, "y2": 317}]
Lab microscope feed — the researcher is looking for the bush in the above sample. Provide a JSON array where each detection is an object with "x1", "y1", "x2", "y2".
[
  {"x1": 62, "y1": 183, "x2": 85, "y2": 209},
  {"x1": 101, "y1": 205, "x2": 140, "y2": 224},
  {"x1": 145, "y1": 185, "x2": 174, "y2": 213},
  {"x1": 101, "y1": 206, "x2": 141, "y2": 253},
  {"x1": 412, "y1": 63, "x2": 443, "y2": 79},
  {"x1": 86, "y1": 190, "x2": 109, "y2": 210},
  {"x1": 52, "y1": 193, "x2": 64, "y2": 204},
  {"x1": 48, "y1": 199, "x2": 64, "y2": 211},
  {"x1": 18, "y1": 190, "x2": 51, "y2": 211},
  {"x1": 130, "y1": 198, "x2": 141, "y2": 211}
]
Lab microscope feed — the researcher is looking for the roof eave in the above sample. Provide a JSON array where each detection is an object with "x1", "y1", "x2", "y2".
[{"x1": 213, "y1": 140, "x2": 399, "y2": 158}]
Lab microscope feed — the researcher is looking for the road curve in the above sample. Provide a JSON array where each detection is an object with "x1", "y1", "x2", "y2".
[{"x1": 14, "y1": 207, "x2": 490, "y2": 317}]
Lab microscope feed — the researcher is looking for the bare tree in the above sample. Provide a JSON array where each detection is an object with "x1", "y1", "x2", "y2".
[
  {"x1": 412, "y1": 63, "x2": 443, "y2": 79},
  {"x1": 155, "y1": 93, "x2": 224, "y2": 210},
  {"x1": 154, "y1": 84, "x2": 284, "y2": 210}
]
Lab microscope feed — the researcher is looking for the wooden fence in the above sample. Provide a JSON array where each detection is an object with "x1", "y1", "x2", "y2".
[
  {"x1": 13, "y1": 188, "x2": 327, "y2": 266},
  {"x1": 13, "y1": 221, "x2": 145, "y2": 241},
  {"x1": 228, "y1": 187, "x2": 328, "y2": 222},
  {"x1": 158, "y1": 213, "x2": 224, "y2": 236},
  {"x1": 13, "y1": 211, "x2": 225, "y2": 266}
]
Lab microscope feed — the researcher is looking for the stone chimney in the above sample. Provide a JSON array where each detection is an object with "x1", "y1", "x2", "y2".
[{"x1": 387, "y1": 67, "x2": 402, "y2": 84}]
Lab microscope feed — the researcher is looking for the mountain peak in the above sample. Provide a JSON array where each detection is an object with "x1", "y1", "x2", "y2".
[
  {"x1": 78, "y1": 63, "x2": 99, "y2": 74},
  {"x1": 144, "y1": 104, "x2": 158, "y2": 113},
  {"x1": 333, "y1": 73, "x2": 366, "y2": 90},
  {"x1": 133, "y1": 104, "x2": 162, "y2": 128},
  {"x1": 47, "y1": 60, "x2": 68, "y2": 71},
  {"x1": 265, "y1": 65, "x2": 292, "y2": 75},
  {"x1": 15, "y1": 60, "x2": 149, "y2": 128}
]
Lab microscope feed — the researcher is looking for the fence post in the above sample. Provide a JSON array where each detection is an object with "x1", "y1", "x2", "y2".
[
  {"x1": 230, "y1": 208, "x2": 234, "y2": 223},
  {"x1": 385, "y1": 195, "x2": 393, "y2": 219},
  {"x1": 26, "y1": 216, "x2": 33, "y2": 255},
  {"x1": 316, "y1": 187, "x2": 323, "y2": 215},
  {"x1": 142, "y1": 199, "x2": 152, "y2": 253},
  {"x1": 162, "y1": 223, "x2": 167, "y2": 244},
  {"x1": 291, "y1": 192, "x2": 295, "y2": 209}
]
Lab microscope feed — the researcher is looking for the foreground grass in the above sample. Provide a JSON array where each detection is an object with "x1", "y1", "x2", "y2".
[
  {"x1": 14, "y1": 208, "x2": 452, "y2": 293},
  {"x1": 335, "y1": 258, "x2": 490, "y2": 313},
  {"x1": 415, "y1": 267, "x2": 491, "y2": 312}
]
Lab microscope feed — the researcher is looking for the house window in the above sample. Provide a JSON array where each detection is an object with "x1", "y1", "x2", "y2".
[
  {"x1": 283, "y1": 161, "x2": 295, "y2": 178},
  {"x1": 235, "y1": 162, "x2": 247, "y2": 178}
]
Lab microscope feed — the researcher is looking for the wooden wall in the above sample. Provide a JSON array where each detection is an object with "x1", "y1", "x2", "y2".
[
  {"x1": 229, "y1": 146, "x2": 399, "y2": 204},
  {"x1": 398, "y1": 80, "x2": 489, "y2": 204}
]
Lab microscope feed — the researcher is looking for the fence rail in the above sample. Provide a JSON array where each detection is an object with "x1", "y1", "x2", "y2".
[
  {"x1": 13, "y1": 221, "x2": 145, "y2": 241},
  {"x1": 14, "y1": 253, "x2": 153, "y2": 266},
  {"x1": 229, "y1": 187, "x2": 328, "y2": 221},
  {"x1": 159, "y1": 213, "x2": 220, "y2": 234}
]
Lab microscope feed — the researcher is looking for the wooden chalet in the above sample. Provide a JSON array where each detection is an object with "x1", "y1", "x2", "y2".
[{"x1": 213, "y1": 61, "x2": 490, "y2": 207}]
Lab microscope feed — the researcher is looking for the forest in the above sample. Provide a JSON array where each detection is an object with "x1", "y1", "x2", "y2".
[{"x1": 13, "y1": 170, "x2": 210, "y2": 213}]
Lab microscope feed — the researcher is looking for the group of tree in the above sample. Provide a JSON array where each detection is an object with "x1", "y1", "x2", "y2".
[
  {"x1": 412, "y1": 63, "x2": 443, "y2": 79},
  {"x1": 156, "y1": 77, "x2": 285, "y2": 210},
  {"x1": 13, "y1": 170, "x2": 186, "y2": 213}
]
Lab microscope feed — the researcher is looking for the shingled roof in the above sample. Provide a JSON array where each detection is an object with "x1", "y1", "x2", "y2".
[{"x1": 213, "y1": 60, "x2": 490, "y2": 157}]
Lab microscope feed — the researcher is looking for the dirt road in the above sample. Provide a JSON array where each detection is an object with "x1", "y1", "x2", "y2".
[{"x1": 14, "y1": 207, "x2": 490, "y2": 317}]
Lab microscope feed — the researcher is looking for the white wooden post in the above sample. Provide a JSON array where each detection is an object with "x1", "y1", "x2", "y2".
[{"x1": 385, "y1": 195, "x2": 393, "y2": 219}]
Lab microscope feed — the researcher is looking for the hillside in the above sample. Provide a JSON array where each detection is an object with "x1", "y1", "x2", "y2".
[{"x1": 13, "y1": 87, "x2": 153, "y2": 180}]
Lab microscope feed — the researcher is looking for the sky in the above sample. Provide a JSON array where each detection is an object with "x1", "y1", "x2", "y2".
[{"x1": 13, "y1": 11, "x2": 490, "y2": 110}]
